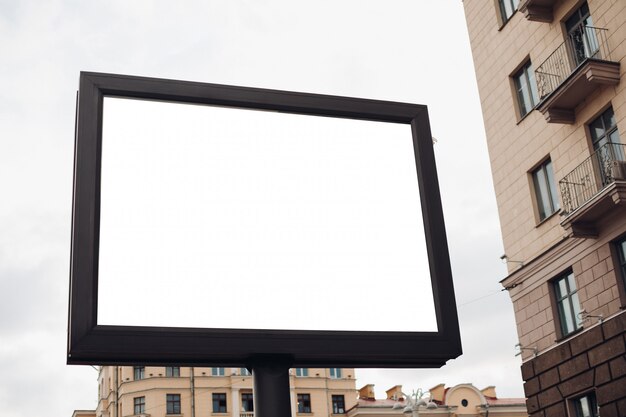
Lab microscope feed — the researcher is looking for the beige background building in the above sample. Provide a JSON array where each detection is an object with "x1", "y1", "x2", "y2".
[
  {"x1": 348, "y1": 383, "x2": 526, "y2": 417},
  {"x1": 463, "y1": 0, "x2": 626, "y2": 416},
  {"x1": 74, "y1": 375, "x2": 527, "y2": 417},
  {"x1": 90, "y1": 367, "x2": 356, "y2": 417}
]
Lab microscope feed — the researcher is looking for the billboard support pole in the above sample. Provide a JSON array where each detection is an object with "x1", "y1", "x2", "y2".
[{"x1": 252, "y1": 363, "x2": 292, "y2": 417}]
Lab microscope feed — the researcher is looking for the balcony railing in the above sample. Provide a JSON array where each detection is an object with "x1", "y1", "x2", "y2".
[
  {"x1": 559, "y1": 142, "x2": 626, "y2": 214},
  {"x1": 535, "y1": 25, "x2": 611, "y2": 100},
  {"x1": 240, "y1": 412, "x2": 254, "y2": 417}
]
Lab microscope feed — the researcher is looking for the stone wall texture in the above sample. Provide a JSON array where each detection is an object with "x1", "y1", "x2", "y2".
[{"x1": 521, "y1": 312, "x2": 626, "y2": 417}]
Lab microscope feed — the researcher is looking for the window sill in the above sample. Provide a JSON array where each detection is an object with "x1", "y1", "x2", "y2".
[
  {"x1": 211, "y1": 413, "x2": 229, "y2": 415},
  {"x1": 554, "y1": 326, "x2": 584, "y2": 343},
  {"x1": 498, "y1": 10, "x2": 518, "y2": 31},
  {"x1": 535, "y1": 208, "x2": 561, "y2": 227},
  {"x1": 515, "y1": 107, "x2": 536, "y2": 125}
]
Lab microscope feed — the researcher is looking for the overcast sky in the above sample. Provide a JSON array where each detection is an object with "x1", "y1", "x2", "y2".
[{"x1": 0, "y1": 2, "x2": 524, "y2": 417}]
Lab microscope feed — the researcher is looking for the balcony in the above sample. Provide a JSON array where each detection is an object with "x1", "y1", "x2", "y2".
[
  {"x1": 535, "y1": 26, "x2": 620, "y2": 124},
  {"x1": 518, "y1": 0, "x2": 556, "y2": 22},
  {"x1": 559, "y1": 143, "x2": 626, "y2": 237},
  {"x1": 240, "y1": 413, "x2": 254, "y2": 417}
]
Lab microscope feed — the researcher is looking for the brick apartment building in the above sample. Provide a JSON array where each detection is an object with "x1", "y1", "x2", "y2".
[{"x1": 463, "y1": 0, "x2": 626, "y2": 416}]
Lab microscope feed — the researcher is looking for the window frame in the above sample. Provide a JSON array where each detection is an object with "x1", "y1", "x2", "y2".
[
  {"x1": 513, "y1": 60, "x2": 539, "y2": 119},
  {"x1": 67, "y1": 71, "x2": 462, "y2": 368},
  {"x1": 165, "y1": 366, "x2": 180, "y2": 377},
  {"x1": 612, "y1": 236, "x2": 626, "y2": 307},
  {"x1": 297, "y1": 393, "x2": 312, "y2": 414},
  {"x1": 133, "y1": 366, "x2": 145, "y2": 381},
  {"x1": 133, "y1": 396, "x2": 146, "y2": 415},
  {"x1": 329, "y1": 368, "x2": 342, "y2": 379},
  {"x1": 498, "y1": 0, "x2": 519, "y2": 25},
  {"x1": 569, "y1": 391, "x2": 598, "y2": 417},
  {"x1": 241, "y1": 393, "x2": 254, "y2": 412},
  {"x1": 212, "y1": 393, "x2": 227, "y2": 413},
  {"x1": 588, "y1": 106, "x2": 621, "y2": 151},
  {"x1": 211, "y1": 367, "x2": 225, "y2": 376},
  {"x1": 551, "y1": 270, "x2": 582, "y2": 338},
  {"x1": 295, "y1": 368, "x2": 308, "y2": 377},
  {"x1": 530, "y1": 158, "x2": 560, "y2": 222},
  {"x1": 166, "y1": 394, "x2": 181, "y2": 415},
  {"x1": 332, "y1": 395, "x2": 346, "y2": 414}
]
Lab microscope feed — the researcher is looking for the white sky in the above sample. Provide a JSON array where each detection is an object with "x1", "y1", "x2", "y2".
[{"x1": 0, "y1": 1, "x2": 524, "y2": 417}]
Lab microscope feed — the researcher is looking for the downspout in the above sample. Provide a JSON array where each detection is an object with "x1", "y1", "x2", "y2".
[
  {"x1": 190, "y1": 367, "x2": 196, "y2": 417},
  {"x1": 114, "y1": 366, "x2": 119, "y2": 417}
]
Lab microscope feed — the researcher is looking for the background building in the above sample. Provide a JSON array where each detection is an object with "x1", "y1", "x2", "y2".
[
  {"x1": 348, "y1": 383, "x2": 526, "y2": 417},
  {"x1": 90, "y1": 366, "x2": 356, "y2": 417},
  {"x1": 463, "y1": 0, "x2": 626, "y2": 416}
]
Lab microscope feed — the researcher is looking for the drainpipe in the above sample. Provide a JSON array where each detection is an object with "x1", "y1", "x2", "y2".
[
  {"x1": 190, "y1": 367, "x2": 196, "y2": 417},
  {"x1": 114, "y1": 366, "x2": 119, "y2": 417}
]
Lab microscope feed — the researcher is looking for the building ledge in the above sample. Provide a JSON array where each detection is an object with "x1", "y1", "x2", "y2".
[
  {"x1": 537, "y1": 60, "x2": 620, "y2": 124},
  {"x1": 560, "y1": 180, "x2": 626, "y2": 237},
  {"x1": 518, "y1": 0, "x2": 555, "y2": 22}
]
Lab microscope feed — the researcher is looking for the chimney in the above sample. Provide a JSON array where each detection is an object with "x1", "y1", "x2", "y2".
[
  {"x1": 385, "y1": 385, "x2": 403, "y2": 400},
  {"x1": 358, "y1": 384, "x2": 376, "y2": 400},
  {"x1": 428, "y1": 384, "x2": 445, "y2": 403},
  {"x1": 481, "y1": 386, "x2": 497, "y2": 398}
]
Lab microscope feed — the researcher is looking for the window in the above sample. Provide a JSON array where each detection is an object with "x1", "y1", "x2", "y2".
[
  {"x1": 514, "y1": 61, "x2": 539, "y2": 118},
  {"x1": 212, "y1": 393, "x2": 227, "y2": 413},
  {"x1": 590, "y1": 106, "x2": 622, "y2": 152},
  {"x1": 297, "y1": 394, "x2": 312, "y2": 413},
  {"x1": 332, "y1": 395, "x2": 346, "y2": 414},
  {"x1": 566, "y1": 2, "x2": 598, "y2": 66},
  {"x1": 166, "y1": 394, "x2": 181, "y2": 415},
  {"x1": 329, "y1": 368, "x2": 342, "y2": 379},
  {"x1": 553, "y1": 271, "x2": 582, "y2": 336},
  {"x1": 211, "y1": 367, "x2": 225, "y2": 376},
  {"x1": 134, "y1": 397, "x2": 145, "y2": 415},
  {"x1": 532, "y1": 159, "x2": 559, "y2": 221},
  {"x1": 589, "y1": 107, "x2": 624, "y2": 185},
  {"x1": 617, "y1": 237, "x2": 626, "y2": 291},
  {"x1": 498, "y1": 0, "x2": 519, "y2": 24},
  {"x1": 295, "y1": 368, "x2": 308, "y2": 377},
  {"x1": 241, "y1": 393, "x2": 254, "y2": 412},
  {"x1": 133, "y1": 366, "x2": 145, "y2": 380},
  {"x1": 571, "y1": 392, "x2": 598, "y2": 417},
  {"x1": 166, "y1": 367, "x2": 180, "y2": 377},
  {"x1": 240, "y1": 367, "x2": 251, "y2": 376}
]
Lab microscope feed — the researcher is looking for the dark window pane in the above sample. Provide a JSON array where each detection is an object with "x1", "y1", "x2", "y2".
[
  {"x1": 332, "y1": 395, "x2": 346, "y2": 414},
  {"x1": 553, "y1": 272, "x2": 581, "y2": 336},
  {"x1": 212, "y1": 393, "x2": 227, "y2": 413},
  {"x1": 532, "y1": 159, "x2": 558, "y2": 220},
  {"x1": 166, "y1": 394, "x2": 181, "y2": 415},
  {"x1": 514, "y1": 61, "x2": 538, "y2": 117}
]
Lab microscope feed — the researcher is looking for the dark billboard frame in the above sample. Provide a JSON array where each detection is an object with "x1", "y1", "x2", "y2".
[{"x1": 68, "y1": 72, "x2": 461, "y2": 368}]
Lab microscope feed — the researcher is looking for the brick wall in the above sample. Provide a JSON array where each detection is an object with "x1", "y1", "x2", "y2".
[
  {"x1": 521, "y1": 312, "x2": 626, "y2": 417},
  {"x1": 509, "y1": 213, "x2": 626, "y2": 361}
]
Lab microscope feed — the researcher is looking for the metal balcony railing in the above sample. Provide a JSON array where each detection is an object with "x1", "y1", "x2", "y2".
[
  {"x1": 559, "y1": 142, "x2": 626, "y2": 214},
  {"x1": 535, "y1": 25, "x2": 611, "y2": 99},
  {"x1": 240, "y1": 412, "x2": 254, "y2": 417}
]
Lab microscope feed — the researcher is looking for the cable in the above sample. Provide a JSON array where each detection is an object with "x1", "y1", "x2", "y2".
[{"x1": 457, "y1": 289, "x2": 506, "y2": 307}]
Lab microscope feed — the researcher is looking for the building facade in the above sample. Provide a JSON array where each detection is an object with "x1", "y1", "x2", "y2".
[
  {"x1": 90, "y1": 366, "x2": 356, "y2": 417},
  {"x1": 463, "y1": 0, "x2": 626, "y2": 416},
  {"x1": 348, "y1": 383, "x2": 526, "y2": 417}
]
